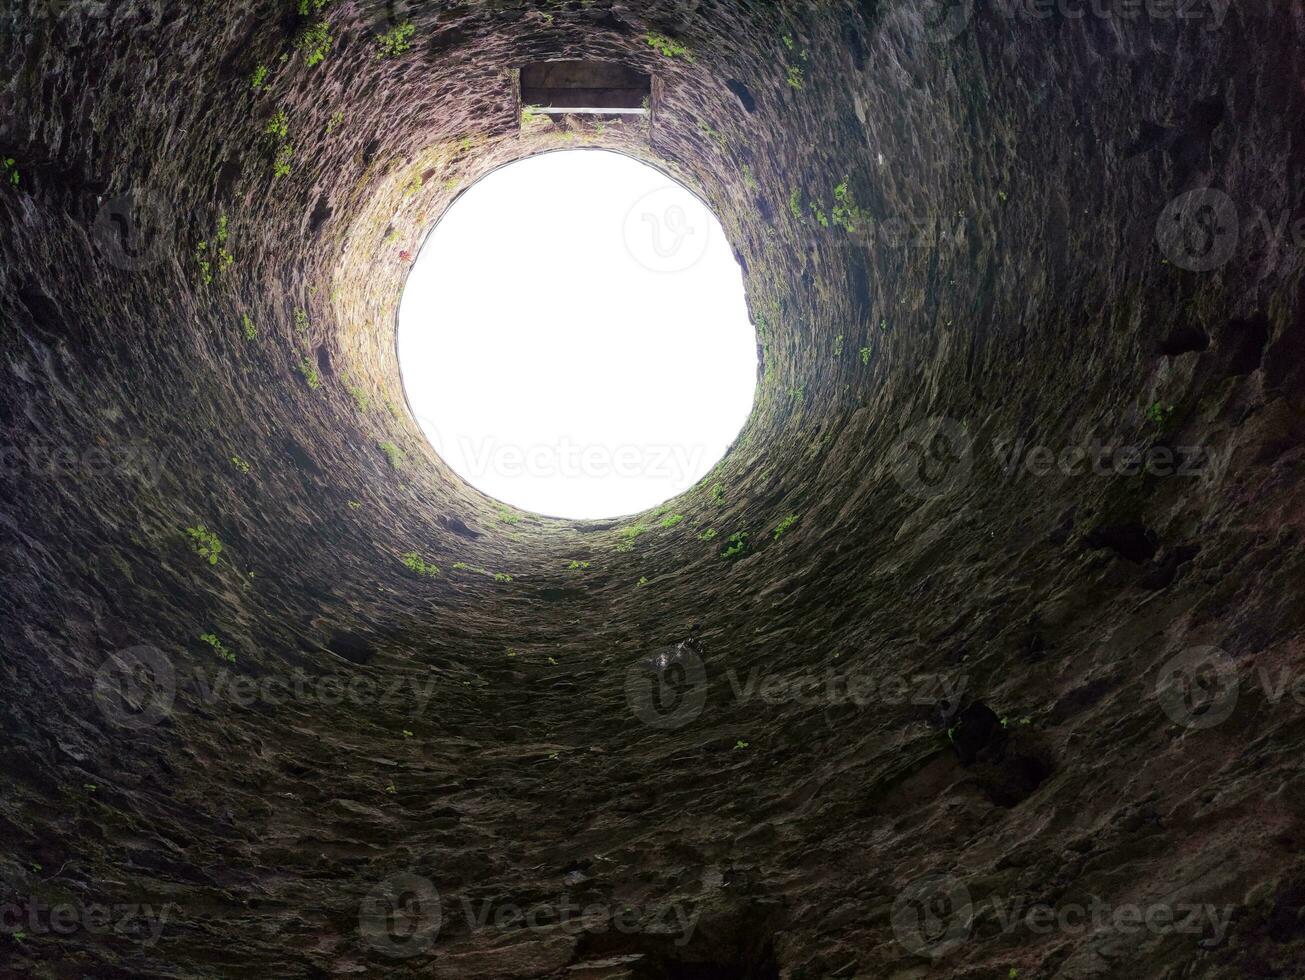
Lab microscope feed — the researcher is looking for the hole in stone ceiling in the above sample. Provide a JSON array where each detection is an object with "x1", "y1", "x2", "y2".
[{"x1": 396, "y1": 148, "x2": 757, "y2": 521}]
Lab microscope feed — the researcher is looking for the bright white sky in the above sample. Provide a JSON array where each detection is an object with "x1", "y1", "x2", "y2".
[{"x1": 397, "y1": 149, "x2": 757, "y2": 519}]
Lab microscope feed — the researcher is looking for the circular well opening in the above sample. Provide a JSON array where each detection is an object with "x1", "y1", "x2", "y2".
[{"x1": 397, "y1": 149, "x2": 757, "y2": 520}]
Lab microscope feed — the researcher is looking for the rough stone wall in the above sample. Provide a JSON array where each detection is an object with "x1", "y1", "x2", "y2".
[{"x1": 1, "y1": 0, "x2": 1304, "y2": 977}]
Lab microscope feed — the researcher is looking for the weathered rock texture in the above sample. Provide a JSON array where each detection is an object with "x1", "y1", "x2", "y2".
[{"x1": 1, "y1": 0, "x2": 1304, "y2": 977}]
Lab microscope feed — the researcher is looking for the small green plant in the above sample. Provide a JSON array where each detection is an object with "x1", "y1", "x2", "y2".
[
  {"x1": 614, "y1": 523, "x2": 649, "y2": 552},
  {"x1": 699, "y1": 528, "x2": 717, "y2": 541},
  {"x1": 567, "y1": 560, "x2": 590, "y2": 570},
  {"x1": 788, "y1": 187, "x2": 803, "y2": 222},
  {"x1": 265, "y1": 110, "x2": 290, "y2": 141},
  {"x1": 833, "y1": 334, "x2": 844, "y2": 357},
  {"x1": 809, "y1": 201, "x2": 829, "y2": 227},
  {"x1": 346, "y1": 382, "x2": 370, "y2": 412},
  {"x1": 273, "y1": 143, "x2": 294, "y2": 179},
  {"x1": 376, "y1": 21, "x2": 415, "y2": 58},
  {"x1": 242, "y1": 313, "x2": 257, "y2": 340},
  {"x1": 200, "y1": 632, "x2": 236, "y2": 663},
  {"x1": 186, "y1": 525, "x2": 223, "y2": 565},
  {"x1": 832, "y1": 179, "x2": 865, "y2": 232},
  {"x1": 400, "y1": 552, "x2": 439, "y2": 577},
  {"x1": 293, "y1": 308, "x2": 309, "y2": 332},
  {"x1": 721, "y1": 531, "x2": 749, "y2": 560},
  {"x1": 733, "y1": 739, "x2": 749, "y2": 750},
  {"x1": 787, "y1": 65, "x2": 804, "y2": 90},
  {"x1": 859, "y1": 346, "x2": 871, "y2": 365},
  {"x1": 493, "y1": 572, "x2": 513, "y2": 583},
  {"x1": 401, "y1": 171, "x2": 424, "y2": 197},
  {"x1": 195, "y1": 240, "x2": 212, "y2": 285},
  {"x1": 325, "y1": 109, "x2": 344, "y2": 134},
  {"x1": 646, "y1": 32, "x2": 692, "y2": 60},
  {"x1": 347, "y1": 500, "x2": 361, "y2": 510},
  {"x1": 772, "y1": 513, "x2": 799, "y2": 540},
  {"x1": 230, "y1": 454, "x2": 251, "y2": 475},
  {"x1": 216, "y1": 213, "x2": 233, "y2": 268},
  {"x1": 710, "y1": 482, "x2": 726, "y2": 504},
  {"x1": 379, "y1": 441, "x2": 404, "y2": 467},
  {"x1": 2, "y1": 157, "x2": 19, "y2": 188},
  {"x1": 265, "y1": 110, "x2": 294, "y2": 177},
  {"x1": 496, "y1": 507, "x2": 520, "y2": 525},
  {"x1": 637, "y1": 576, "x2": 649, "y2": 587},
  {"x1": 296, "y1": 19, "x2": 333, "y2": 67},
  {"x1": 402, "y1": 729, "x2": 414, "y2": 738},
  {"x1": 661, "y1": 513, "x2": 685, "y2": 528},
  {"x1": 521, "y1": 104, "x2": 548, "y2": 126},
  {"x1": 1147, "y1": 401, "x2": 1175, "y2": 429},
  {"x1": 698, "y1": 121, "x2": 727, "y2": 152},
  {"x1": 250, "y1": 64, "x2": 269, "y2": 91},
  {"x1": 83, "y1": 784, "x2": 97, "y2": 793},
  {"x1": 741, "y1": 164, "x2": 758, "y2": 191},
  {"x1": 296, "y1": 356, "x2": 322, "y2": 390},
  {"x1": 194, "y1": 214, "x2": 232, "y2": 286}
]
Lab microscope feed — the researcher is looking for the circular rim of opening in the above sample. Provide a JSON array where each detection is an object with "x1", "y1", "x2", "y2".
[{"x1": 392, "y1": 146, "x2": 758, "y2": 522}]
